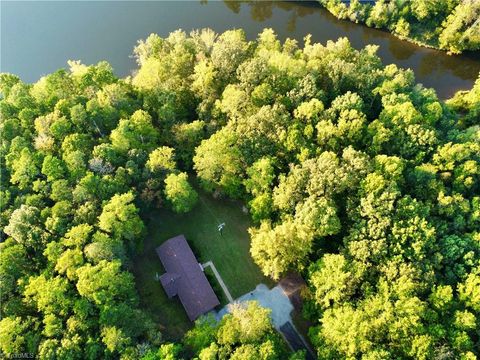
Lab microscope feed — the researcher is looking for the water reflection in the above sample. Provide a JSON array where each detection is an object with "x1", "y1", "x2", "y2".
[
  {"x1": 387, "y1": 40, "x2": 416, "y2": 61},
  {"x1": 2, "y1": 0, "x2": 478, "y2": 99},
  {"x1": 224, "y1": 1, "x2": 317, "y2": 30},
  {"x1": 419, "y1": 50, "x2": 480, "y2": 80}
]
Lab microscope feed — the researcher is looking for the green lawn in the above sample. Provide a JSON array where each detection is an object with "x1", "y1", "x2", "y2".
[{"x1": 132, "y1": 187, "x2": 273, "y2": 340}]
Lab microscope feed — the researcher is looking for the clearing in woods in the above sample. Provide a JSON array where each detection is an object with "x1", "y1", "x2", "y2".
[{"x1": 132, "y1": 186, "x2": 273, "y2": 340}]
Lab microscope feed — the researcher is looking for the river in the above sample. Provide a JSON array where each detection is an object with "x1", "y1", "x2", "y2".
[{"x1": 2, "y1": 1, "x2": 479, "y2": 99}]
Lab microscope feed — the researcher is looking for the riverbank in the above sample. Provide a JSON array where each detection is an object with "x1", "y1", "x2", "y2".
[
  {"x1": 317, "y1": 0, "x2": 480, "y2": 55},
  {"x1": 3, "y1": 1, "x2": 480, "y2": 98}
]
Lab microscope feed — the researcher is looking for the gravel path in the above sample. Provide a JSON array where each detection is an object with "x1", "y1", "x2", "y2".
[{"x1": 202, "y1": 261, "x2": 234, "y2": 303}]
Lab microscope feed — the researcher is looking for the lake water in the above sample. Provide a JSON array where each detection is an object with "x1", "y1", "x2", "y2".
[{"x1": 2, "y1": 1, "x2": 479, "y2": 99}]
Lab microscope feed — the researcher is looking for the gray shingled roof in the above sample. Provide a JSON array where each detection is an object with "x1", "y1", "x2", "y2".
[
  {"x1": 160, "y1": 272, "x2": 180, "y2": 298},
  {"x1": 156, "y1": 235, "x2": 220, "y2": 321}
]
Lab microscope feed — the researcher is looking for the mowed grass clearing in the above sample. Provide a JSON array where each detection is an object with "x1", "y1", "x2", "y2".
[{"x1": 132, "y1": 187, "x2": 273, "y2": 340}]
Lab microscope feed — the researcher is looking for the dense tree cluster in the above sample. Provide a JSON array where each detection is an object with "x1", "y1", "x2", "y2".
[
  {"x1": 319, "y1": 0, "x2": 480, "y2": 54},
  {"x1": 1, "y1": 28, "x2": 480, "y2": 359},
  {"x1": 0, "y1": 61, "x2": 199, "y2": 358},
  {"x1": 180, "y1": 301, "x2": 296, "y2": 360},
  {"x1": 447, "y1": 75, "x2": 480, "y2": 128},
  {"x1": 135, "y1": 29, "x2": 479, "y2": 358}
]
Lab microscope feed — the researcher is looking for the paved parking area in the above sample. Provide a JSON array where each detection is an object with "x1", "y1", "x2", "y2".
[
  {"x1": 234, "y1": 284, "x2": 293, "y2": 328},
  {"x1": 215, "y1": 283, "x2": 293, "y2": 328},
  {"x1": 214, "y1": 283, "x2": 316, "y2": 358}
]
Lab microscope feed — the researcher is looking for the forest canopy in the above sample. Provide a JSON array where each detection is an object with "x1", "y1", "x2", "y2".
[
  {"x1": 1, "y1": 28, "x2": 480, "y2": 359},
  {"x1": 318, "y1": 0, "x2": 480, "y2": 54}
]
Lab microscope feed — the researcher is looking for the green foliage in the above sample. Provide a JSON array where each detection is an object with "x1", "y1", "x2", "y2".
[
  {"x1": 0, "y1": 317, "x2": 39, "y2": 356},
  {"x1": 447, "y1": 75, "x2": 480, "y2": 128},
  {"x1": 138, "y1": 29, "x2": 478, "y2": 358},
  {"x1": 309, "y1": 254, "x2": 363, "y2": 309},
  {"x1": 110, "y1": 110, "x2": 159, "y2": 154},
  {"x1": 194, "y1": 128, "x2": 244, "y2": 197},
  {"x1": 0, "y1": 60, "x2": 187, "y2": 357},
  {"x1": 2, "y1": 28, "x2": 480, "y2": 359},
  {"x1": 319, "y1": 0, "x2": 480, "y2": 53},
  {"x1": 250, "y1": 220, "x2": 314, "y2": 280},
  {"x1": 9, "y1": 148, "x2": 39, "y2": 189},
  {"x1": 439, "y1": 1, "x2": 480, "y2": 54},
  {"x1": 147, "y1": 146, "x2": 176, "y2": 174},
  {"x1": 184, "y1": 301, "x2": 288, "y2": 359},
  {"x1": 98, "y1": 192, "x2": 145, "y2": 252},
  {"x1": 164, "y1": 172, "x2": 198, "y2": 213},
  {"x1": 171, "y1": 120, "x2": 206, "y2": 168},
  {"x1": 4, "y1": 205, "x2": 45, "y2": 249},
  {"x1": 183, "y1": 315, "x2": 218, "y2": 355},
  {"x1": 41, "y1": 155, "x2": 66, "y2": 181}
]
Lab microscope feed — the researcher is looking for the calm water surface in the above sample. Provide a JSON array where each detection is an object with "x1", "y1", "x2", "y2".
[{"x1": 2, "y1": 1, "x2": 479, "y2": 99}]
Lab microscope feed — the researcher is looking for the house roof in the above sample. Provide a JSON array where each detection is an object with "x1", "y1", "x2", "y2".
[
  {"x1": 159, "y1": 272, "x2": 180, "y2": 298},
  {"x1": 156, "y1": 235, "x2": 220, "y2": 321}
]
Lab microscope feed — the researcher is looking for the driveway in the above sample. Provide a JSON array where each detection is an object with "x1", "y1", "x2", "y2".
[{"x1": 214, "y1": 283, "x2": 316, "y2": 359}]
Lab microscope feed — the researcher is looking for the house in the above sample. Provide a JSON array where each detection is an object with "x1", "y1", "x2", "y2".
[{"x1": 156, "y1": 235, "x2": 220, "y2": 321}]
